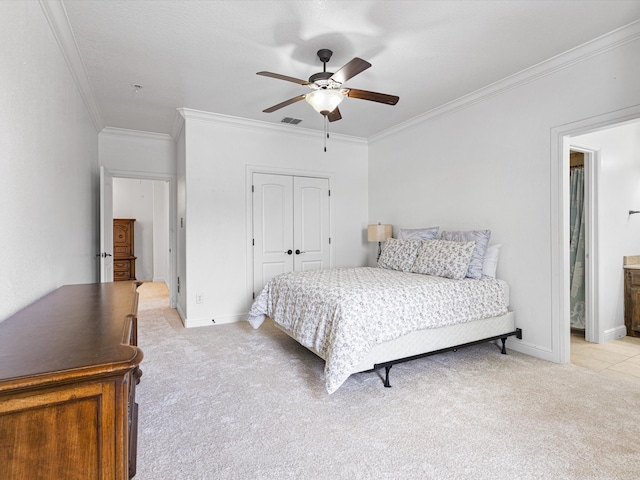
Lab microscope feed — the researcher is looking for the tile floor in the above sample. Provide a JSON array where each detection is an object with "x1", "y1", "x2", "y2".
[{"x1": 571, "y1": 332, "x2": 640, "y2": 385}]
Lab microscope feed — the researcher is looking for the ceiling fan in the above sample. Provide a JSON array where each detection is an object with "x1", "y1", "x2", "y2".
[{"x1": 257, "y1": 49, "x2": 399, "y2": 122}]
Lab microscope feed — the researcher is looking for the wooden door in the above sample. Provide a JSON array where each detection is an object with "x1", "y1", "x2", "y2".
[{"x1": 252, "y1": 173, "x2": 330, "y2": 297}]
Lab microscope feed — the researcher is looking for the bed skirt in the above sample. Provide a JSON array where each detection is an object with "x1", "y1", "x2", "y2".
[{"x1": 274, "y1": 310, "x2": 516, "y2": 379}]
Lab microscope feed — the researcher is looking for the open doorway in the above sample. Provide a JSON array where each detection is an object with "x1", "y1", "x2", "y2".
[
  {"x1": 113, "y1": 177, "x2": 169, "y2": 284},
  {"x1": 552, "y1": 108, "x2": 640, "y2": 364},
  {"x1": 568, "y1": 149, "x2": 587, "y2": 337},
  {"x1": 100, "y1": 168, "x2": 177, "y2": 309},
  {"x1": 567, "y1": 145, "x2": 600, "y2": 344}
]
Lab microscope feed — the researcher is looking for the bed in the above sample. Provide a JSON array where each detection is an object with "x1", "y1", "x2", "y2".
[{"x1": 247, "y1": 232, "x2": 521, "y2": 393}]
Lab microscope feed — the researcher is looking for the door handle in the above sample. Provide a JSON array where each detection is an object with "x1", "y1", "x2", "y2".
[
  {"x1": 285, "y1": 249, "x2": 293, "y2": 255},
  {"x1": 295, "y1": 249, "x2": 306, "y2": 255},
  {"x1": 96, "y1": 252, "x2": 112, "y2": 258}
]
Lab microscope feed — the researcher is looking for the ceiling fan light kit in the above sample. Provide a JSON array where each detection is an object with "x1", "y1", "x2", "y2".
[{"x1": 305, "y1": 88, "x2": 346, "y2": 115}]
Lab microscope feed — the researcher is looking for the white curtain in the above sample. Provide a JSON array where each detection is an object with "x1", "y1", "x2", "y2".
[{"x1": 569, "y1": 167, "x2": 586, "y2": 329}]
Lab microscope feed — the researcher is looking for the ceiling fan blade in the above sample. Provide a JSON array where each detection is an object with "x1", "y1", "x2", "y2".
[
  {"x1": 347, "y1": 88, "x2": 399, "y2": 105},
  {"x1": 262, "y1": 94, "x2": 306, "y2": 113},
  {"x1": 327, "y1": 107, "x2": 342, "y2": 122},
  {"x1": 256, "y1": 71, "x2": 309, "y2": 85},
  {"x1": 330, "y1": 58, "x2": 371, "y2": 85}
]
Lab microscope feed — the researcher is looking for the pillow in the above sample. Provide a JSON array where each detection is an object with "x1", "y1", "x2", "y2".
[
  {"x1": 411, "y1": 240, "x2": 476, "y2": 280},
  {"x1": 482, "y1": 244, "x2": 502, "y2": 278},
  {"x1": 397, "y1": 226, "x2": 439, "y2": 241},
  {"x1": 440, "y1": 230, "x2": 491, "y2": 279},
  {"x1": 377, "y1": 238, "x2": 422, "y2": 272}
]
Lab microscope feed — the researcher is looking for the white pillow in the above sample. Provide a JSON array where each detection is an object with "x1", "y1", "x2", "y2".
[
  {"x1": 377, "y1": 238, "x2": 422, "y2": 272},
  {"x1": 411, "y1": 240, "x2": 476, "y2": 280},
  {"x1": 482, "y1": 244, "x2": 502, "y2": 278},
  {"x1": 397, "y1": 226, "x2": 439, "y2": 241}
]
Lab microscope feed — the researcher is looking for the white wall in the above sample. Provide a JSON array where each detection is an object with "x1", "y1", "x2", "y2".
[
  {"x1": 0, "y1": 1, "x2": 98, "y2": 321},
  {"x1": 153, "y1": 180, "x2": 170, "y2": 283},
  {"x1": 179, "y1": 111, "x2": 369, "y2": 326},
  {"x1": 368, "y1": 27, "x2": 640, "y2": 361},
  {"x1": 99, "y1": 127, "x2": 176, "y2": 175},
  {"x1": 113, "y1": 178, "x2": 169, "y2": 282},
  {"x1": 573, "y1": 121, "x2": 640, "y2": 337}
]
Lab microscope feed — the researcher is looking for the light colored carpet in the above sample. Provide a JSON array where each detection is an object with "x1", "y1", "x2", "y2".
[{"x1": 135, "y1": 283, "x2": 640, "y2": 480}]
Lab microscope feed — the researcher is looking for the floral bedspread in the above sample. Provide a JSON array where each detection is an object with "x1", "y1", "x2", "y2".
[{"x1": 247, "y1": 267, "x2": 508, "y2": 393}]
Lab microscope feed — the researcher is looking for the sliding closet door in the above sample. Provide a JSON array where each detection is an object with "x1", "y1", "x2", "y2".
[{"x1": 252, "y1": 173, "x2": 330, "y2": 296}]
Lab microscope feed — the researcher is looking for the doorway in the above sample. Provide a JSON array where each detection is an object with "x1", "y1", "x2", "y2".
[
  {"x1": 113, "y1": 178, "x2": 169, "y2": 283},
  {"x1": 100, "y1": 168, "x2": 177, "y2": 309},
  {"x1": 566, "y1": 146, "x2": 598, "y2": 345},
  {"x1": 552, "y1": 106, "x2": 640, "y2": 364},
  {"x1": 568, "y1": 150, "x2": 586, "y2": 335}
]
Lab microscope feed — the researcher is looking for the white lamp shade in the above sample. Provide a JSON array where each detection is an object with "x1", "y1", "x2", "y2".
[
  {"x1": 367, "y1": 224, "x2": 393, "y2": 242},
  {"x1": 305, "y1": 89, "x2": 345, "y2": 114}
]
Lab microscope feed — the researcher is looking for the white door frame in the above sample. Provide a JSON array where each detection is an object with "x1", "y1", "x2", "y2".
[
  {"x1": 99, "y1": 166, "x2": 114, "y2": 282},
  {"x1": 106, "y1": 168, "x2": 178, "y2": 309},
  {"x1": 551, "y1": 105, "x2": 640, "y2": 363},
  {"x1": 246, "y1": 165, "x2": 335, "y2": 303}
]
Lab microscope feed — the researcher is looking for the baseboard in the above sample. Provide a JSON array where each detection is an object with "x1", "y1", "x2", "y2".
[
  {"x1": 506, "y1": 338, "x2": 555, "y2": 363},
  {"x1": 604, "y1": 325, "x2": 627, "y2": 342},
  {"x1": 183, "y1": 313, "x2": 247, "y2": 328}
]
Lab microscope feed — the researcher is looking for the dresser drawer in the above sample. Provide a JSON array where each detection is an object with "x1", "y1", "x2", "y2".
[
  {"x1": 114, "y1": 260, "x2": 131, "y2": 271},
  {"x1": 114, "y1": 246, "x2": 130, "y2": 256},
  {"x1": 628, "y1": 269, "x2": 640, "y2": 287},
  {"x1": 114, "y1": 270, "x2": 130, "y2": 281}
]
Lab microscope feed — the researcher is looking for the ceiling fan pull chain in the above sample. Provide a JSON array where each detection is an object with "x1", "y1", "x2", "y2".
[{"x1": 324, "y1": 115, "x2": 327, "y2": 152}]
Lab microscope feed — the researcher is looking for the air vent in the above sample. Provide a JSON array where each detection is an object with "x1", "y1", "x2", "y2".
[{"x1": 281, "y1": 117, "x2": 302, "y2": 125}]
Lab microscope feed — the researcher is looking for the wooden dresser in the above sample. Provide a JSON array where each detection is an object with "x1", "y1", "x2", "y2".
[
  {"x1": 624, "y1": 256, "x2": 640, "y2": 337},
  {"x1": 0, "y1": 282, "x2": 144, "y2": 479},
  {"x1": 114, "y1": 218, "x2": 137, "y2": 281}
]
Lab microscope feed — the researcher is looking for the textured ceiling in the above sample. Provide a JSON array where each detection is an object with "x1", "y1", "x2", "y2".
[{"x1": 61, "y1": 0, "x2": 640, "y2": 138}]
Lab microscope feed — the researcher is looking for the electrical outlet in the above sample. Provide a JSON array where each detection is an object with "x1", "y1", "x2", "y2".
[{"x1": 196, "y1": 292, "x2": 204, "y2": 304}]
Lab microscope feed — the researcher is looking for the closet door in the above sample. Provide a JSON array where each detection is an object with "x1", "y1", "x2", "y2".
[
  {"x1": 252, "y1": 173, "x2": 294, "y2": 296},
  {"x1": 293, "y1": 176, "x2": 330, "y2": 272},
  {"x1": 252, "y1": 173, "x2": 331, "y2": 296}
]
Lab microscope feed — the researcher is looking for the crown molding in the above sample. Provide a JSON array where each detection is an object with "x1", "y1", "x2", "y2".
[
  {"x1": 100, "y1": 126, "x2": 174, "y2": 142},
  {"x1": 170, "y1": 110, "x2": 185, "y2": 140},
  {"x1": 39, "y1": 0, "x2": 104, "y2": 132},
  {"x1": 177, "y1": 108, "x2": 367, "y2": 145},
  {"x1": 370, "y1": 19, "x2": 640, "y2": 144}
]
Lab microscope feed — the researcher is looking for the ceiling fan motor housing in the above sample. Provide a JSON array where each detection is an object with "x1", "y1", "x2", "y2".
[
  {"x1": 309, "y1": 71, "x2": 336, "y2": 86},
  {"x1": 310, "y1": 49, "x2": 336, "y2": 86},
  {"x1": 317, "y1": 48, "x2": 333, "y2": 64}
]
